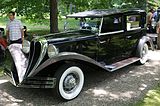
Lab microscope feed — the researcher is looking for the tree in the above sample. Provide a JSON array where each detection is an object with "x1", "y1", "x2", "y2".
[{"x1": 50, "y1": 0, "x2": 58, "y2": 33}]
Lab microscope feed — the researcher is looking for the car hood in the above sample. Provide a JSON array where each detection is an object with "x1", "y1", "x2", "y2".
[{"x1": 42, "y1": 30, "x2": 97, "y2": 44}]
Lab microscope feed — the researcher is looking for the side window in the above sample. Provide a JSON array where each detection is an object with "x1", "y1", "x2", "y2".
[
  {"x1": 127, "y1": 15, "x2": 141, "y2": 30},
  {"x1": 101, "y1": 16, "x2": 123, "y2": 33}
]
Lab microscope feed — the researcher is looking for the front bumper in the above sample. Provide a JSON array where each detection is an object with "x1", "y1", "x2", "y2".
[
  {"x1": 4, "y1": 68, "x2": 56, "y2": 88},
  {"x1": 19, "y1": 77, "x2": 56, "y2": 88}
]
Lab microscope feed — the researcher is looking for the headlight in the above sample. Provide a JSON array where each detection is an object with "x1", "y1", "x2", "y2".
[
  {"x1": 22, "y1": 40, "x2": 30, "y2": 54},
  {"x1": 48, "y1": 44, "x2": 59, "y2": 58}
]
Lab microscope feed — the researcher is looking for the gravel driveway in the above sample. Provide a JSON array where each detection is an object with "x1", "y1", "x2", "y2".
[{"x1": 0, "y1": 50, "x2": 160, "y2": 106}]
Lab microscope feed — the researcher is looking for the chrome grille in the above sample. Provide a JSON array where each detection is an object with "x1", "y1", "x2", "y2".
[
  {"x1": 25, "y1": 41, "x2": 41, "y2": 77},
  {"x1": 24, "y1": 38, "x2": 48, "y2": 78}
]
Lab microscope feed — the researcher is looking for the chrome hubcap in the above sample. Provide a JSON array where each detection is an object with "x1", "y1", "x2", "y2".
[
  {"x1": 63, "y1": 74, "x2": 78, "y2": 91},
  {"x1": 142, "y1": 47, "x2": 147, "y2": 58},
  {"x1": 140, "y1": 44, "x2": 148, "y2": 64}
]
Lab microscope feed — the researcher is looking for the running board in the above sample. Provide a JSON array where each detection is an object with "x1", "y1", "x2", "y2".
[{"x1": 105, "y1": 57, "x2": 140, "y2": 72}]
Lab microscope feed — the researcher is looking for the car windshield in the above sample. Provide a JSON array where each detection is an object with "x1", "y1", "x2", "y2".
[{"x1": 64, "y1": 17, "x2": 102, "y2": 33}]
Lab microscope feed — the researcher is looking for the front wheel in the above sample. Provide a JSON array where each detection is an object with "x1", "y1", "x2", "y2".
[
  {"x1": 54, "y1": 64, "x2": 84, "y2": 100},
  {"x1": 137, "y1": 43, "x2": 149, "y2": 65}
]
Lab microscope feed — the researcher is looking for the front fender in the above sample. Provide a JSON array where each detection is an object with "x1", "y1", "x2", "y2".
[{"x1": 28, "y1": 52, "x2": 109, "y2": 77}]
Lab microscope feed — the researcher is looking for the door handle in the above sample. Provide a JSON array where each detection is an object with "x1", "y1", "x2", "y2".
[
  {"x1": 99, "y1": 41, "x2": 106, "y2": 44},
  {"x1": 126, "y1": 36, "x2": 132, "y2": 39}
]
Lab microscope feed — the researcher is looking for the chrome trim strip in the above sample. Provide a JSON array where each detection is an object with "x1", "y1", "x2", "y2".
[
  {"x1": 98, "y1": 17, "x2": 104, "y2": 35},
  {"x1": 99, "y1": 30, "x2": 124, "y2": 36},
  {"x1": 127, "y1": 27, "x2": 141, "y2": 31}
]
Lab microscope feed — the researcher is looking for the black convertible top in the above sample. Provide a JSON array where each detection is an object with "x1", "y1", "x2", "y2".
[{"x1": 67, "y1": 9, "x2": 145, "y2": 18}]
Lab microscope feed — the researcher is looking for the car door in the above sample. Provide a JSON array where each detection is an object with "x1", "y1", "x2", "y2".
[
  {"x1": 55, "y1": 32, "x2": 99, "y2": 60},
  {"x1": 124, "y1": 13, "x2": 146, "y2": 56},
  {"x1": 98, "y1": 15, "x2": 127, "y2": 64}
]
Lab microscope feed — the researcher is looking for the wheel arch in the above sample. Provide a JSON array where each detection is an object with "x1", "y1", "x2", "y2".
[{"x1": 136, "y1": 36, "x2": 154, "y2": 57}]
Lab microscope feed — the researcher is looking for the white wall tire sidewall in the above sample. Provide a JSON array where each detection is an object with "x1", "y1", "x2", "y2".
[
  {"x1": 58, "y1": 66, "x2": 84, "y2": 100},
  {"x1": 139, "y1": 44, "x2": 148, "y2": 64}
]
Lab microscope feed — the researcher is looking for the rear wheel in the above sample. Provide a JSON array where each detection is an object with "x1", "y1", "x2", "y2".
[
  {"x1": 137, "y1": 43, "x2": 149, "y2": 65},
  {"x1": 54, "y1": 64, "x2": 84, "y2": 100}
]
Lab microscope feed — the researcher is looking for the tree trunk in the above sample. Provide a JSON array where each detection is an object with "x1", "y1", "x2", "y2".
[{"x1": 50, "y1": 0, "x2": 58, "y2": 33}]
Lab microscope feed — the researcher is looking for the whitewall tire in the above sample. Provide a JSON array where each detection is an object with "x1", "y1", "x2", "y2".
[
  {"x1": 138, "y1": 43, "x2": 149, "y2": 65},
  {"x1": 54, "y1": 64, "x2": 84, "y2": 100}
]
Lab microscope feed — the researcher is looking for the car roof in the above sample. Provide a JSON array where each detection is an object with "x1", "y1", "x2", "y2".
[{"x1": 67, "y1": 9, "x2": 145, "y2": 18}]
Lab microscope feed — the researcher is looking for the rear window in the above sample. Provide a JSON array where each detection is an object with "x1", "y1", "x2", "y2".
[{"x1": 127, "y1": 15, "x2": 141, "y2": 30}]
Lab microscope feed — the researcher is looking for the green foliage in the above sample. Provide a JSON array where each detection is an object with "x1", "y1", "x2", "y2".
[
  {"x1": 148, "y1": 0, "x2": 160, "y2": 9},
  {"x1": 0, "y1": 0, "x2": 146, "y2": 19},
  {"x1": 60, "y1": 0, "x2": 146, "y2": 13},
  {"x1": 136, "y1": 85, "x2": 160, "y2": 106},
  {"x1": 0, "y1": 0, "x2": 49, "y2": 19}
]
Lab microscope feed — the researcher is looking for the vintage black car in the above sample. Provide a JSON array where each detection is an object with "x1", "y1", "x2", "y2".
[{"x1": 4, "y1": 9, "x2": 154, "y2": 100}]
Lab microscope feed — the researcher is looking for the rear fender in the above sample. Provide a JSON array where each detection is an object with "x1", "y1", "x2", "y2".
[{"x1": 136, "y1": 36, "x2": 154, "y2": 57}]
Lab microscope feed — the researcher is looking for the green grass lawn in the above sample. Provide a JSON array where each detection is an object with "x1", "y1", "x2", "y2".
[
  {"x1": 0, "y1": 17, "x2": 79, "y2": 36},
  {"x1": 0, "y1": 17, "x2": 50, "y2": 35},
  {"x1": 0, "y1": 17, "x2": 68, "y2": 35},
  {"x1": 136, "y1": 85, "x2": 160, "y2": 106}
]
